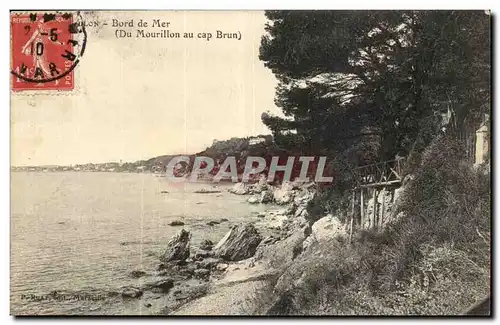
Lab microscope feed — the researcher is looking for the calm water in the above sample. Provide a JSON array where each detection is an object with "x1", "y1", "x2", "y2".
[{"x1": 11, "y1": 172, "x2": 271, "y2": 315}]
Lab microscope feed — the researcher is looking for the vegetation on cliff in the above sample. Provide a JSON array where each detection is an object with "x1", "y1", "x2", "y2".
[{"x1": 244, "y1": 10, "x2": 491, "y2": 315}]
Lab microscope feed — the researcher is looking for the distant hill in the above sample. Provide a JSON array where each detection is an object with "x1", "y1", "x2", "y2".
[{"x1": 12, "y1": 135, "x2": 330, "y2": 183}]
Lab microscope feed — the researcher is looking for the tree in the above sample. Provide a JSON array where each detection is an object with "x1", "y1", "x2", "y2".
[{"x1": 260, "y1": 10, "x2": 490, "y2": 163}]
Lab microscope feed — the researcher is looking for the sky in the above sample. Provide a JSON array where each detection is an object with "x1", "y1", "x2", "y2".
[{"x1": 11, "y1": 11, "x2": 280, "y2": 166}]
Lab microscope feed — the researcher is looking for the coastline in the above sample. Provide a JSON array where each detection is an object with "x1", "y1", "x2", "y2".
[{"x1": 81, "y1": 179, "x2": 315, "y2": 316}]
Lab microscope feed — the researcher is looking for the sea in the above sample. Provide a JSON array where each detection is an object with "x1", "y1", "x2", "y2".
[{"x1": 10, "y1": 172, "x2": 273, "y2": 315}]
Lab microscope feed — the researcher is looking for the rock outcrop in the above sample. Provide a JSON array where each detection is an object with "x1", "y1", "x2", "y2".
[
  {"x1": 214, "y1": 224, "x2": 263, "y2": 261},
  {"x1": 273, "y1": 182, "x2": 295, "y2": 205},
  {"x1": 161, "y1": 229, "x2": 191, "y2": 263},
  {"x1": 302, "y1": 214, "x2": 347, "y2": 251},
  {"x1": 228, "y1": 183, "x2": 251, "y2": 195}
]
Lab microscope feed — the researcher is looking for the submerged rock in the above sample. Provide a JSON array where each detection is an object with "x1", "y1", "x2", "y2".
[
  {"x1": 169, "y1": 220, "x2": 185, "y2": 226},
  {"x1": 129, "y1": 270, "x2": 147, "y2": 278},
  {"x1": 214, "y1": 223, "x2": 262, "y2": 261},
  {"x1": 161, "y1": 229, "x2": 191, "y2": 262}
]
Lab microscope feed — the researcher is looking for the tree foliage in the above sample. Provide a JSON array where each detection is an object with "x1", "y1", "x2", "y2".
[{"x1": 260, "y1": 10, "x2": 490, "y2": 163}]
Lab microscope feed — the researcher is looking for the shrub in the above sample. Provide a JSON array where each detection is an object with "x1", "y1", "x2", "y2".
[
  {"x1": 306, "y1": 187, "x2": 351, "y2": 224},
  {"x1": 254, "y1": 135, "x2": 490, "y2": 315}
]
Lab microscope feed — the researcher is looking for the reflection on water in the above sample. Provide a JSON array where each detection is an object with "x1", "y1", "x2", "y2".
[{"x1": 11, "y1": 172, "x2": 270, "y2": 315}]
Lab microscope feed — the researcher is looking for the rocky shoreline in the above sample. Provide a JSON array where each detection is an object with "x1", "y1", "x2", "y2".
[
  {"x1": 32, "y1": 179, "x2": 399, "y2": 315},
  {"x1": 103, "y1": 180, "x2": 319, "y2": 315},
  {"x1": 29, "y1": 178, "x2": 406, "y2": 315}
]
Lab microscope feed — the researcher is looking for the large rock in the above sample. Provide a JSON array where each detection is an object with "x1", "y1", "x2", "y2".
[
  {"x1": 228, "y1": 182, "x2": 250, "y2": 195},
  {"x1": 311, "y1": 214, "x2": 346, "y2": 241},
  {"x1": 302, "y1": 214, "x2": 346, "y2": 251},
  {"x1": 214, "y1": 224, "x2": 263, "y2": 261},
  {"x1": 255, "y1": 227, "x2": 308, "y2": 266},
  {"x1": 273, "y1": 181, "x2": 295, "y2": 205},
  {"x1": 161, "y1": 229, "x2": 191, "y2": 262}
]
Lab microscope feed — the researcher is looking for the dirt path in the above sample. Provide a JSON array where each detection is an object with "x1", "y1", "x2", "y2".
[{"x1": 172, "y1": 260, "x2": 277, "y2": 315}]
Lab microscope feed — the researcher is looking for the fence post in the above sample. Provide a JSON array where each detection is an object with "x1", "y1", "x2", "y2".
[
  {"x1": 360, "y1": 189, "x2": 364, "y2": 230},
  {"x1": 380, "y1": 187, "x2": 386, "y2": 229},
  {"x1": 349, "y1": 190, "x2": 355, "y2": 245},
  {"x1": 371, "y1": 188, "x2": 377, "y2": 229}
]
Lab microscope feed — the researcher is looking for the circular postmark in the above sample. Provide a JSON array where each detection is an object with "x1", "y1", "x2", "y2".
[{"x1": 10, "y1": 11, "x2": 87, "y2": 91}]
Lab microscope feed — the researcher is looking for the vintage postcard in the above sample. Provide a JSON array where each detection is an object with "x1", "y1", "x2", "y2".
[{"x1": 10, "y1": 10, "x2": 491, "y2": 316}]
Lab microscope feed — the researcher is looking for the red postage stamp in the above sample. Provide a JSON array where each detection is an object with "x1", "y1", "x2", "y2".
[{"x1": 10, "y1": 12, "x2": 87, "y2": 91}]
